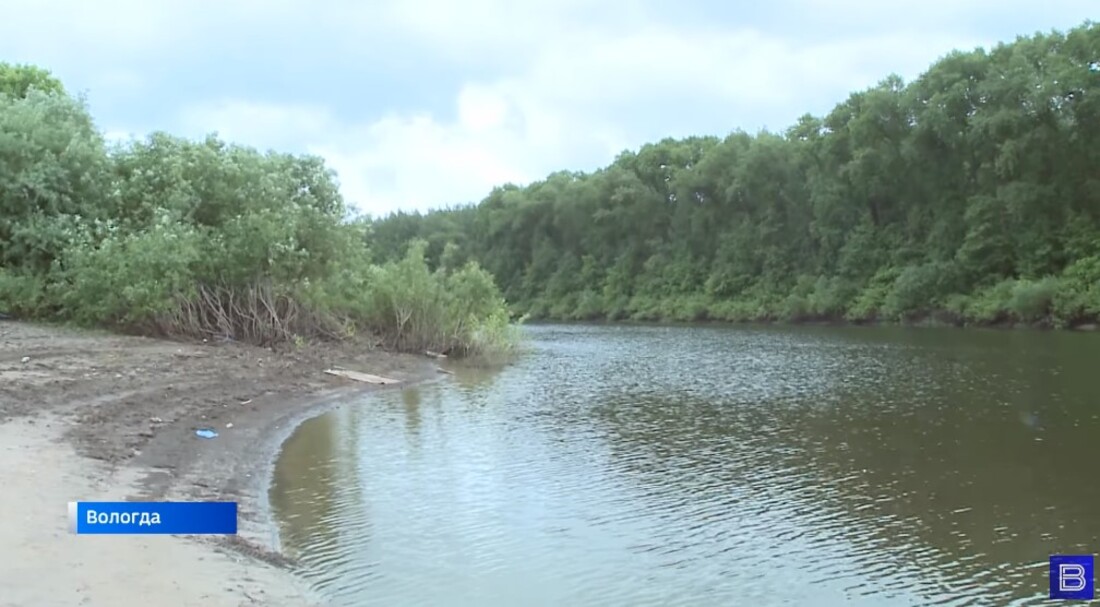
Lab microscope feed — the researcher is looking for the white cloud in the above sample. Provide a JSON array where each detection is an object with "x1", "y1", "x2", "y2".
[
  {"x1": 177, "y1": 95, "x2": 539, "y2": 215},
  {"x1": 178, "y1": 101, "x2": 333, "y2": 149},
  {"x1": 315, "y1": 109, "x2": 534, "y2": 215},
  {"x1": 368, "y1": 0, "x2": 646, "y2": 61},
  {"x1": 457, "y1": 86, "x2": 511, "y2": 133}
]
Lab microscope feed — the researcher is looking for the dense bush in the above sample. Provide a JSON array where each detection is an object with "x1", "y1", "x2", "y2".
[
  {"x1": 1052, "y1": 256, "x2": 1100, "y2": 326},
  {"x1": 0, "y1": 65, "x2": 520, "y2": 359},
  {"x1": 0, "y1": 89, "x2": 109, "y2": 274},
  {"x1": 361, "y1": 240, "x2": 521, "y2": 357}
]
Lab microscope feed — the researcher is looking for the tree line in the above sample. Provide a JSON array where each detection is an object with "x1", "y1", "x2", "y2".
[
  {"x1": 0, "y1": 64, "x2": 518, "y2": 358},
  {"x1": 368, "y1": 22, "x2": 1100, "y2": 328}
]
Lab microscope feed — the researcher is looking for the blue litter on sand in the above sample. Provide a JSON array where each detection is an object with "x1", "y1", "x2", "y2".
[{"x1": 195, "y1": 428, "x2": 218, "y2": 439}]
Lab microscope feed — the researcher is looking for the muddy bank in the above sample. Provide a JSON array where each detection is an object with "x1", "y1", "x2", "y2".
[{"x1": 0, "y1": 320, "x2": 441, "y2": 606}]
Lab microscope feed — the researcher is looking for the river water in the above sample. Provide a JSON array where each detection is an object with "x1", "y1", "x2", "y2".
[{"x1": 269, "y1": 324, "x2": 1100, "y2": 606}]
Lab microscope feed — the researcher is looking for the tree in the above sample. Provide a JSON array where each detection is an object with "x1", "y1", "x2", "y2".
[
  {"x1": 0, "y1": 63, "x2": 65, "y2": 98},
  {"x1": 366, "y1": 22, "x2": 1100, "y2": 328}
]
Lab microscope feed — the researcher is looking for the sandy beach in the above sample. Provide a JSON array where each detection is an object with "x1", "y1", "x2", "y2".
[{"x1": 0, "y1": 321, "x2": 439, "y2": 607}]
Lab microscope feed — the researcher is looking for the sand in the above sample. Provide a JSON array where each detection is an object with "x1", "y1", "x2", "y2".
[{"x1": 0, "y1": 321, "x2": 440, "y2": 606}]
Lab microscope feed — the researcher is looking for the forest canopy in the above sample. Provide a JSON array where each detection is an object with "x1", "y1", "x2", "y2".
[{"x1": 367, "y1": 22, "x2": 1100, "y2": 328}]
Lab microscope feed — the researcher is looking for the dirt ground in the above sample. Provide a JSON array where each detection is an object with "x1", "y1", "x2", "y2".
[{"x1": 0, "y1": 320, "x2": 441, "y2": 606}]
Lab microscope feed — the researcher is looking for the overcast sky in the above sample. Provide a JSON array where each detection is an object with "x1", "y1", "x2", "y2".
[{"x1": 0, "y1": 1, "x2": 1093, "y2": 216}]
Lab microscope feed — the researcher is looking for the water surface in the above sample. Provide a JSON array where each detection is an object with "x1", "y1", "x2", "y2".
[{"x1": 270, "y1": 324, "x2": 1100, "y2": 606}]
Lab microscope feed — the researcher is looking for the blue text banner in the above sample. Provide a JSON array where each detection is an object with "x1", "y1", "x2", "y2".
[{"x1": 68, "y1": 501, "x2": 237, "y2": 535}]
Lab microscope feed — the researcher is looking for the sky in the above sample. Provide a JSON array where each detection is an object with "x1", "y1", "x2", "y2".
[{"x1": 0, "y1": 1, "x2": 1094, "y2": 217}]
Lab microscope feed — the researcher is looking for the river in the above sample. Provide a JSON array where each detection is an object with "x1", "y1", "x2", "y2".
[{"x1": 269, "y1": 323, "x2": 1100, "y2": 606}]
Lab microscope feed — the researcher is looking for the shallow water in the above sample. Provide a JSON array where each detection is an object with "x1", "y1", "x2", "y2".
[{"x1": 270, "y1": 324, "x2": 1100, "y2": 606}]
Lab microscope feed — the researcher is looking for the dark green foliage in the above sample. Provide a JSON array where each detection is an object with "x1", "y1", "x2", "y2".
[{"x1": 368, "y1": 22, "x2": 1100, "y2": 329}]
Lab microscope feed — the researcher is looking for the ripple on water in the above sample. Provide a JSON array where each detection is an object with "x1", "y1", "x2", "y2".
[{"x1": 269, "y1": 324, "x2": 1100, "y2": 606}]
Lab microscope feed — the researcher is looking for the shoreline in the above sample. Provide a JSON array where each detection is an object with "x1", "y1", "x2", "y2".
[
  {"x1": 0, "y1": 320, "x2": 443, "y2": 606},
  {"x1": 250, "y1": 373, "x2": 448, "y2": 558},
  {"x1": 518, "y1": 316, "x2": 1100, "y2": 332}
]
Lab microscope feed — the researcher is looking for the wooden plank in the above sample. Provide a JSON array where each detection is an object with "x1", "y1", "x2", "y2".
[{"x1": 323, "y1": 368, "x2": 401, "y2": 385}]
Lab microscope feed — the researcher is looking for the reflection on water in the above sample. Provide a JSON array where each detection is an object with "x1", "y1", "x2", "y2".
[{"x1": 270, "y1": 324, "x2": 1100, "y2": 606}]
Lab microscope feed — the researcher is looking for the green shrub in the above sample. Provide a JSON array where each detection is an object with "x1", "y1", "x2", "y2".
[
  {"x1": 846, "y1": 268, "x2": 899, "y2": 322},
  {"x1": 51, "y1": 213, "x2": 203, "y2": 327},
  {"x1": 942, "y1": 293, "x2": 972, "y2": 323},
  {"x1": 1007, "y1": 277, "x2": 1060, "y2": 323},
  {"x1": 1050, "y1": 256, "x2": 1100, "y2": 326},
  {"x1": 361, "y1": 240, "x2": 519, "y2": 358},
  {"x1": 807, "y1": 276, "x2": 856, "y2": 318},
  {"x1": 572, "y1": 289, "x2": 605, "y2": 320},
  {"x1": 548, "y1": 292, "x2": 579, "y2": 319},
  {"x1": 627, "y1": 294, "x2": 660, "y2": 321},
  {"x1": 966, "y1": 279, "x2": 1015, "y2": 324},
  {"x1": 660, "y1": 294, "x2": 710, "y2": 322},
  {"x1": 0, "y1": 268, "x2": 46, "y2": 316},
  {"x1": 781, "y1": 294, "x2": 811, "y2": 321},
  {"x1": 603, "y1": 295, "x2": 631, "y2": 321},
  {"x1": 462, "y1": 308, "x2": 525, "y2": 364},
  {"x1": 0, "y1": 89, "x2": 108, "y2": 273},
  {"x1": 0, "y1": 85, "x2": 523, "y2": 358},
  {"x1": 882, "y1": 262, "x2": 959, "y2": 320},
  {"x1": 780, "y1": 276, "x2": 815, "y2": 321},
  {"x1": 707, "y1": 296, "x2": 768, "y2": 323}
]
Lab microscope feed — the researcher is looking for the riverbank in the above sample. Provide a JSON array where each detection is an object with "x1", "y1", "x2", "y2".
[
  {"x1": 514, "y1": 313, "x2": 1100, "y2": 332},
  {"x1": 0, "y1": 320, "x2": 440, "y2": 607}
]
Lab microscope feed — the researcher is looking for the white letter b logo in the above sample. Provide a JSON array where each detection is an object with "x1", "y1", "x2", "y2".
[{"x1": 1060, "y1": 564, "x2": 1087, "y2": 592}]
